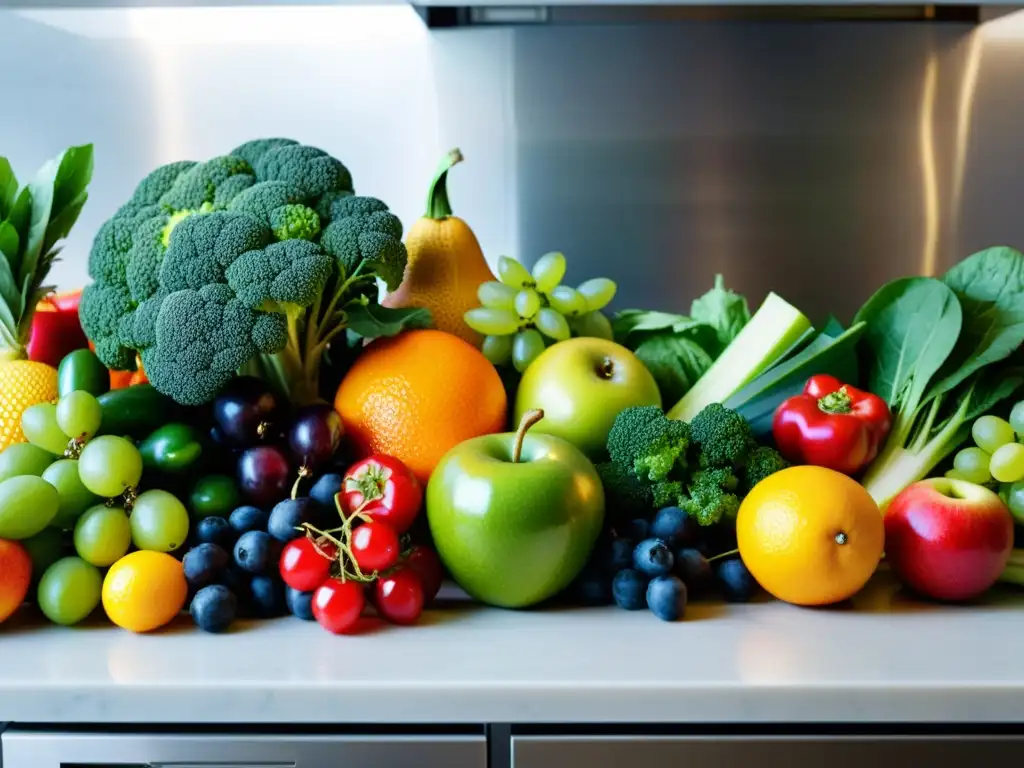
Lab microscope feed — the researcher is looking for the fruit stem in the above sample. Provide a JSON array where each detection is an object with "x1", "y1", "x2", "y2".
[
  {"x1": 513, "y1": 409, "x2": 544, "y2": 463},
  {"x1": 425, "y1": 148, "x2": 463, "y2": 220},
  {"x1": 291, "y1": 465, "x2": 312, "y2": 500},
  {"x1": 708, "y1": 548, "x2": 739, "y2": 563}
]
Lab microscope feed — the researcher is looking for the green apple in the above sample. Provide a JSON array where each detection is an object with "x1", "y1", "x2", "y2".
[
  {"x1": 426, "y1": 410, "x2": 605, "y2": 608},
  {"x1": 514, "y1": 337, "x2": 661, "y2": 459}
]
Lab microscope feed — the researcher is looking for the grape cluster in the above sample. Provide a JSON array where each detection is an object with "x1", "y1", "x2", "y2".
[
  {"x1": 948, "y1": 401, "x2": 1024, "y2": 521},
  {"x1": 570, "y1": 506, "x2": 756, "y2": 620},
  {"x1": 464, "y1": 252, "x2": 618, "y2": 373}
]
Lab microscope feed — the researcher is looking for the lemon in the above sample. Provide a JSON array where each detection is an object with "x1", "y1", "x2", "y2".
[{"x1": 102, "y1": 551, "x2": 187, "y2": 633}]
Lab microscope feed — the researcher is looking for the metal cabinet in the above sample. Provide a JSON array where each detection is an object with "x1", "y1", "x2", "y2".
[
  {"x1": 1, "y1": 729, "x2": 486, "y2": 768},
  {"x1": 510, "y1": 734, "x2": 1024, "y2": 768}
]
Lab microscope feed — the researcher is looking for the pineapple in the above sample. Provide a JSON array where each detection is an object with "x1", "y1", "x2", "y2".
[{"x1": 0, "y1": 145, "x2": 94, "y2": 449}]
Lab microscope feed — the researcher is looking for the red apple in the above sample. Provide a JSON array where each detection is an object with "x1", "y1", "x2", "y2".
[{"x1": 885, "y1": 478, "x2": 1013, "y2": 601}]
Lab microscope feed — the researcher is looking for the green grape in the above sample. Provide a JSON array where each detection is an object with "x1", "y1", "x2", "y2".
[
  {"x1": 532, "y1": 251, "x2": 566, "y2": 293},
  {"x1": 74, "y1": 504, "x2": 131, "y2": 567},
  {"x1": 1011, "y1": 401, "x2": 1024, "y2": 437},
  {"x1": 22, "y1": 528, "x2": 65, "y2": 583},
  {"x1": 535, "y1": 308, "x2": 571, "y2": 341},
  {"x1": 990, "y1": 442, "x2": 1024, "y2": 484},
  {"x1": 37, "y1": 556, "x2": 102, "y2": 626},
  {"x1": 21, "y1": 402, "x2": 70, "y2": 455},
  {"x1": 577, "y1": 277, "x2": 617, "y2": 312},
  {"x1": 478, "y1": 281, "x2": 517, "y2": 310},
  {"x1": 953, "y1": 447, "x2": 992, "y2": 485},
  {"x1": 131, "y1": 489, "x2": 190, "y2": 552},
  {"x1": 0, "y1": 475, "x2": 59, "y2": 539},
  {"x1": 515, "y1": 289, "x2": 541, "y2": 320},
  {"x1": 55, "y1": 390, "x2": 102, "y2": 441},
  {"x1": 548, "y1": 286, "x2": 588, "y2": 317},
  {"x1": 0, "y1": 442, "x2": 55, "y2": 482},
  {"x1": 944, "y1": 468, "x2": 968, "y2": 481},
  {"x1": 512, "y1": 329, "x2": 546, "y2": 373},
  {"x1": 972, "y1": 415, "x2": 1015, "y2": 455},
  {"x1": 569, "y1": 311, "x2": 614, "y2": 340},
  {"x1": 482, "y1": 334, "x2": 513, "y2": 366},
  {"x1": 77, "y1": 436, "x2": 143, "y2": 498},
  {"x1": 1006, "y1": 480, "x2": 1024, "y2": 523},
  {"x1": 497, "y1": 256, "x2": 533, "y2": 289},
  {"x1": 42, "y1": 459, "x2": 98, "y2": 530},
  {"x1": 464, "y1": 308, "x2": 521, "y2": 336}
]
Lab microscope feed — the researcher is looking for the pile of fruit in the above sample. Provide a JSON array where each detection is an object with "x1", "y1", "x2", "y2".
[{"x1": 1, "y1": 138, "x2": 1024, "y2": 638}]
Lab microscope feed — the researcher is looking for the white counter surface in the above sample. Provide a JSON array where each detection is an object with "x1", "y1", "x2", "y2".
[{"x1": 1, "y1": 575, "x2": 1022, "y2": 725}]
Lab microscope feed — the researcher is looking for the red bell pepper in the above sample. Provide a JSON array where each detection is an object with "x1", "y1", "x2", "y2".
[
  {"x1": 772, "y1": 374, "x2": 892, "y2": 476},
  {"x1": 26, "y1": 289, "x2": 89, "y2": 368}
]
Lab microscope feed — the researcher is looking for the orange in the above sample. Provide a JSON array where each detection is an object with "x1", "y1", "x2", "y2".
[
  {"x1": 0, "y1": 360, "x2": 59, "y2": 451},
  {"x1": 0, "y1": 539, "x2": 31, "y2": 625},
  {"x1": 334, "y1": 329, "x2": 507, "y2": 484},
  {"x1": 736, "y1": 465, "x2": 884, "y2": 606},
  {"x1": 102, "y1": 551, "x2": 187, "y2": 633}
]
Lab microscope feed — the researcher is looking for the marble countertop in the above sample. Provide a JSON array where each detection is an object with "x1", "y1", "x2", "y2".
[{"x1": 1, "y1": 575, "x2": 1023, "y2": 725}]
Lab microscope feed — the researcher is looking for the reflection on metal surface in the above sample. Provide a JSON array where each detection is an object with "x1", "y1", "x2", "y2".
[
  {"x1": 952, "y1": 29, "x2": 982, "y2": 235},
  {"x1": 919, "y1": 54, "x2": 939, "y2": 276}
]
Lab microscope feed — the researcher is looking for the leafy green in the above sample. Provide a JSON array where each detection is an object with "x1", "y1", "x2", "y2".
[
  {"x1": 690, "y1": 273, "x2": 751, "y2": 349},
  {"x1": 632, "y1": 335, "x2": 714, "y2": 407},
  {"x1": 346, "y1": 302, "x2": 432, "y2": 339}
]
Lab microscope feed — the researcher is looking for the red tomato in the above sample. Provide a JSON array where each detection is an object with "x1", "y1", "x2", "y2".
[
  {"x1": 350, "y1": 521, "x2": 400, "y2": 573},
  {"x1": 405, "y1": 545, "x2": 443, "y2": 603},
  {"x1": 374, "y1": 568, "x2": 425, "y2": 625},
  {"x1": 341, "y1": 455, "x2": 422, "y2": 534},
  {"x1": 312, "y1": 579, "x2": 365, "y2": 634},
  {"x1": 279, "y1": 538, "x2": 337, "y2": 592}
]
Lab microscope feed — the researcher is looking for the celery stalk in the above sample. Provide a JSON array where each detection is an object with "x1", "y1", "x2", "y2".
[{"x1": 667, "y1": 292, "x2": 812, "y2": 422}]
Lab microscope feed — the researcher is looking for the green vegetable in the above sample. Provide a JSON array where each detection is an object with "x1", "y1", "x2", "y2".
[
  {"x1": 97, "y1": 384, "x2": 183, "y2": 438},
  {"x1": 667, "y1": 292, "x2": 811, "y2": 422},
  {"x1": 856, "y1": 247, "x2": 1024, "y2": 510},
  {"x1": 78, "y1": 139, "x2": 428, "y2": 406},
  {"x1": 689, "y1": 274, "x2": 751, "y2": 350},
  {"x1": 688, "y1": 402, "x2": 754, "y2": 468},
  {"x1": 742, "y1": 446, "x2": 791, "y2": 494},
  {"x1": 680, "y1": 468, "x2": 740, "y2": 527},
  {"x1": 189, "y1": 474, "x2": 240, "y2": 519},
  {"x1": 606, "y1": 405, "x2": 690, "y2": 483},
  {"x1": 594, "y1": 461, "x2": 653, "y2": 519},
  {"x1": 139, "y1": 423, "x2": 204, "y2": 475},
  {"x1": 58, "y1": 348, "x2": 110, "y2": 397}
]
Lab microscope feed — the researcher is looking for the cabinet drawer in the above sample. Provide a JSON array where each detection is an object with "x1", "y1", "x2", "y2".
[
  {"x1": 1, "y1": 729, "x2": 486, "y2": 768},
  {"x1": 511, "y1": 734, "x2": 1024, "y2": 768}
]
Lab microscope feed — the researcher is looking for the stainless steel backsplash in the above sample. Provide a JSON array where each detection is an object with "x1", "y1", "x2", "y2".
[{"x1": 3, "y1": 6, "x2": 1023, "y2": 322}]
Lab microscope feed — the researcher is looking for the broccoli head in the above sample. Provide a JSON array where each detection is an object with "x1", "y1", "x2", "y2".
[
  {"x1": 254, "y1": 144, "x2": 353, "y2": 200},
  {"x1": 689, "y1": 402, "x2": 755, "y2": 468},
  {"x1": 271, "y1": 204, "x2": 321, "y2": 242},
  {"x1": 78, "y1": 282, "x2": 138, "y2": 371},
  {"x1": 652, "y1": 480, "x2": 684, "y2": 509},
  {"x1": 227, "y1": 181, "x2": 304, "y2": 227},
  {"x1": 595, "y1": 461, "x2": 654, "y2": 519},
  {"x1": 159, "y1": 211, "x2": 271, "y2": 293},
  {"x1": 230, "y1": 138, "x2": 299, "y2": 169},
  {"x1": 225, "y1": 239, "x2": 333, "y2": 311},
  {"x1": 159, "y1": 156, "x2": 254, "y2": 212},
  {"x1": 126, "y1": 160, "x2": 198, "y2": 209},
  {"x1": 319, "y1": 196, "x2": 408, "y2": 290},
  {"x1": 742, "y1": 446, "x2": 789, "y2": 494},
  {"x1": 682, "y1": 468, "x2": 741, "y2": 526},
  {"x1": 606, "y1": 405, "x2": 690, "y2": 483}
]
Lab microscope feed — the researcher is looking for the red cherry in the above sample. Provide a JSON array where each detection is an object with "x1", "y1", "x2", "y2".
[
  {"x1": 374, "y1": 568, "x2": 425, "y2": 625},
  {"x1": 405, "y1": 545, "x2": 443, "y2": 603},
  {"x1": 350, "y1": 521, "x2": 400, "y2": 573},
  {"x1": 312, "y1": 579, "x2": 365, "y2": 634},
  {"x1": 279, "y1": 537, "x2": 336, "y2": 592}
]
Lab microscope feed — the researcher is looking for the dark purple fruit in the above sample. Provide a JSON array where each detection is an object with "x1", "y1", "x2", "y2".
[
  {"x1": 237, "y1": 445, "x2": 291, "y2": 506},
  {"x1": 213, "y1": 376, "x2": 279, "y2": 448},
  {"x1": 287, "y1": 404, "x2": 343, "y2": 470},
  {"x1": 267, "y1": 497, "x2": 320, "y2": 543}
]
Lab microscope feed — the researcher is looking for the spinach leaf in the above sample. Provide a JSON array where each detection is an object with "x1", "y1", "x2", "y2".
[
  {"x1": 612, "y1": 309, "x2": 690, "y2": 342},
  {"x1": 852, "y1": 276, "x2": 961, "y2": 410},
  {"x1": 346, "y1": 302, "x2": 432, "y2": 339},
  {"x1": 633, "y1": 335, "x2": 714, "y2": 406},
  {"x1": 690, "y1": 274, "x2": 751, "y2": 349}
]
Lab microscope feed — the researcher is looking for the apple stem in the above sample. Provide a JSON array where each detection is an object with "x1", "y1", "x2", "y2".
[{"x1": 513, "y1": 409, "x2": 545, "y2": 463}]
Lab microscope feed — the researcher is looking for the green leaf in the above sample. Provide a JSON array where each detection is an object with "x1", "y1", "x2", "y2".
[
  {"x1": 44, "y1": 146, "x2": 93, "y2": 255},
  {"x1": 5, "y1": 187, "x2": 32, "y2": 279},
  {"x1": 346, "y1": 303, "x2": 432, "y2": 339},
  {"x1": 690, "y1": 274, "x2": 752, "y2": 349},
  {"x1": 611, "y1": 309, "x2": 690, "y2": 343},
  {"x1": 852, "y1": 276, "x2": 962, "y2": 411},
  {"x1": 633, "y1": 334, "x2": 714, "y2": 406},
  {"x1": 0, "y1": 158, "x2": 18, "y2": 221},
  {"x1": 928, "y1": 246, "x2": 1024, "y2": 399},
  {"x1": 962, "y1": 366, "x2": 1024, "y2": 423}
]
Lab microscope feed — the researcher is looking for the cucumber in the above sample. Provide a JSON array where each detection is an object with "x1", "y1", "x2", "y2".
[
  {"x1": 97, "y1": 385, "x2": 181, "y2": 438},
  {"x1": 57, "y1": 349, "x2": 110, "y2": 398}
]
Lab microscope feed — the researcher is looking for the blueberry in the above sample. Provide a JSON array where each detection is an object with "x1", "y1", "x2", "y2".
[
  {"x1": 674, "y1": 547, "x2": 712, "y2": 592},
  {"x1": 633, "y1": 538, "x2": 674, "y2": 577},
  {"x1": 717, "y1": 559, "x2": 755, "y2": 603},
  {"x1": 267, "y1": 497, "x2": 320, "y2": 542},
  {"x1": 571, "y1": 565, "x2": 611, "y2": 606},
  {"x1": 190, "y1": 584, "x2": 238, "y2": 633},
  {"x1": 622, "y1": 518, "x2": 649, "y2": 541},
  {"x1": 217, "y1": 566, "x2": 252, "y2": 608},
  {"x1": 249, "y1": 575, "x2": 287, "y2": 617},
  {"x1": 310, "y1": 473, "x2": 344, "y2": 510},
  {"x1": 233, "y1": 530, "x2": 273, "y2": 574},
  {"x1": 285, "y1": 586, "x2": 316, "y2": 621},
  {"x1": 646, "y1": 575, "x2": 688, "y2": 621},
  {"x1": 182, "y1": 543, "x2": 229, "y2": 588},
  {"x1": 650, "y1": 507, "x2": 698, "y2": 548},
  {"x1": 195, "y1": 515, "x2": 235, "y2": 548},
  {"x1": 600, "y1": 537, "x2": 634, "y2": 575},
  {"x1": 612, "y1": 569, "x2": 649, "y2": 610},
  {"x1": 229, "y1": 505, "x2": 269, "y2": 535}
]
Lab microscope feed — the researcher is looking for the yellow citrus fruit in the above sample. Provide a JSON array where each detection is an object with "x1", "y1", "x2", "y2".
[
  {"x1": 102, "y1": 551, "x2": 187, "y2": 633},
  {"x1": 334, "y1": 329, "x2": 507, "y2": 485},
  {"x1": 736, "y1": 465, "x2": 884, "y2": 606},
  {"x1": 0, "y1": 360, "x2": 59, "y2": 451}
]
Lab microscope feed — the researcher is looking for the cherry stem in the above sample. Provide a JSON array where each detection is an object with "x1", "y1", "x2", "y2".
[
  {"x1": 291, "y1": 465, "x2": 312, "y2": 500},
  {"x1": 300, "y1": 496, "x2": 380, "y2": 584},
  {"x1": 513, "y1": 409, "x2": 544, "y2": 463},
  {"x1": 707, "y1": 548, "x2": 739, "y2": 563}
]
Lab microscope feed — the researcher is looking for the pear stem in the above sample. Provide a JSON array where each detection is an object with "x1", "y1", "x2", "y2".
[{"x1": 513, "y1": 409, "x2": 544, "y2": 463}]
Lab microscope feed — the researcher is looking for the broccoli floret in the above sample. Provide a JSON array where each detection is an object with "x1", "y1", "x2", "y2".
[
  {"x1": 124, "y1": 214, "x2": 171, "y2": 303},
  {"x1": 78, "y1": 282, "x2": 138, "y2": 370},
  {"x1": 315, "y1": 189, "x2": 355, "y2": 224},
  {"x1": 227, "y1": 181, "x2": 304, "y2": 228},
  {"x1": 606, "y1": 405, "x2": 690, "y2": 483},
  {"x1": 230, "y1": 138, "x2": 298, "y2": 168},
  {"x1": 652, "y1": 480, "x2": 684, "y2": 509},
  {"x1": 214, "y1": 174, "x2": 256, "y2": 208},
  {"x1": 682, "y1": 468, "x2": 741, "y2": 526},
  {"x1": 319, "y1": 196, "x2": 408, "y2": 291},
  {"x1": 159, "y1": 212, "x2": 271, "y2": 293},
  {"x1": 270, "y1": 204, "x2": 321, "y2": 242},
  {"x1": 595, "y1": 461, "x2": 654, "y2": 518},
  {"x1": 742, "y1": 446, "x2": 789, "y2": 493},
  {"x1": 225, "y1": 239, "x2": 333, "y2": 311},
  {"x1": 141, "y1": 284, "x2": 288, "y2": 406},
  {"x1": 118, "y1": 293, "x2": 164, "y2": 351},
  {"x1": 254, "y1": 144, "x2": 353, "y2": 199},
  {"x1": 159, "y1": 156, "x2": 254, "y2": 212},
  {"x1": 127, "y1": 160, "x2": 197, "y2": 209},
  {"x1": 689, "y1": 402, "x2": 755, "y2": 468}
]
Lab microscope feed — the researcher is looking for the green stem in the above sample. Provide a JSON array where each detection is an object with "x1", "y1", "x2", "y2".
[
  {"x1": 909, "y1": 395, "x2": 943, "y2": 454},
  {"x1": 708, "y1": 548, "x2": 739, "y2": 563},
  {"x1": 425, "y1": 148, "x2": 463, "y2": 219}
]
